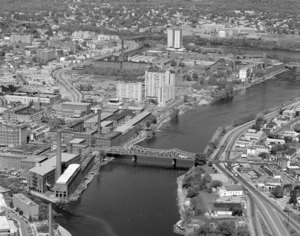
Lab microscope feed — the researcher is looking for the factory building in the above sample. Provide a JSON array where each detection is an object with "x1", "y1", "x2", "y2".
[
  {"x1": 4, "y1": 92, "x2": 61, "y2": 106},
  {"x1": 0, "y1": 122, "x2": 27, "y2": 147},
  {"x1": 54, "y1": 155, "x2": 95, "y2": 200},
  {"x1": 58, "y1": 102, "x2": 92, "y2": 118},
  {"x1": 27, "y1": 153, "x2": 80, "y2": 194}
]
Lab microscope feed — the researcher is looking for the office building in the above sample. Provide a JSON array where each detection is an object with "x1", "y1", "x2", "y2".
[
  {"x1": 36, "y1": 49, "x2": 56, "y2": 63},
  {"x1": 12, "y1": 194, "x2": 39, "y2": 220},
  {"x1": 0, "y1": 122, "x2": 27, "y2": 147},
  {"x1": 167, "y1": 28, "x2": 182, "y2": 49},
  {"x1": 116, "y1": 82, "x2": 143, "y2": 102},
  {"x1": 145, "y1": 69, "x2": 176, "y2": 107}
]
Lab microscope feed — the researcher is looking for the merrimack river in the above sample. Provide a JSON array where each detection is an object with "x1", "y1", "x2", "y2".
[{"x1": 56, "y1": 67, "x2": 300, "y2": 236}]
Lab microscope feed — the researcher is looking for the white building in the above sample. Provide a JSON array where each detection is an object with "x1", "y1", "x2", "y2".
[
  {"x1": 116, "y1": 82, "x2": 143, "y2": 102},
  {"x1": 167, "y1": 28, "x2": 182, "y2": 49},
  {"x1": 145, "y1": 69, "x2": 175, "y2": 107},
  {"x1": 219, "y1": 184, "x2": 243, "y2": 197}
]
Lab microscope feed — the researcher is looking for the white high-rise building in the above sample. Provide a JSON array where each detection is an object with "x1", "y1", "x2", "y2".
[
  {"x1": 116, "y1": 82, "x2": 143, "y2": 102},
  {"x1": 145, "y1": 69, "x2": 175, "y2": 107},
  {"x1": 167, "y1": 28, "x2": 182, "y2": 49}
]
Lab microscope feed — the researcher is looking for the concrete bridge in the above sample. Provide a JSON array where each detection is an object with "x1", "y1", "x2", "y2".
[{"x1": 105, "y1": 145, "x2": 196, "y2": 167}]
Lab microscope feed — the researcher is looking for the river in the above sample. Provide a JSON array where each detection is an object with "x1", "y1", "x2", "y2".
[{"x1": 56, "y1": 68, "x2": 300, "y2": 236}]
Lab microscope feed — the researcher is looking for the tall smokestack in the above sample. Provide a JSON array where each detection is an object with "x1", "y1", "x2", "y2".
[
  {"x1": 48, "y1": 203, "x2": 52, "y2": 236},
  {"x1": 120, "y1": 39, "x2": 124, "y2": 70},
  {"x1": 56, "y1": 130, "x2": 62, "y2": 180},
  {"x1": 97, "y1": 109, "x2": 101, "y2": 137}
]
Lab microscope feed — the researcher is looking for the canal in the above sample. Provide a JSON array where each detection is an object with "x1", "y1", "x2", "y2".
[{"x1": 56, "y1": 68, "x2": 300, "y2": 236}]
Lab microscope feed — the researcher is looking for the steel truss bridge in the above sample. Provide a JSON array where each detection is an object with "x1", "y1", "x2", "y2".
[{"x1": 105, "y1": 145, "x2": 196, "y2": 161}]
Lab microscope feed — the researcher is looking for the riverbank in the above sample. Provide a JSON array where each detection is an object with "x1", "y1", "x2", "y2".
[{"x1": 70, "y1": 157, "x2": 114, "y2": 201}]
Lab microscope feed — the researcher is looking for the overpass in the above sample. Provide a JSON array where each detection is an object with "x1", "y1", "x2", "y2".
[{"x1": 104, "y1": 145, "x2": 196, "y2": 167}]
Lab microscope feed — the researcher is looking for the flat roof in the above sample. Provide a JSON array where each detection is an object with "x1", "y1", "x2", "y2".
[
  {"x1": 0, "y1": 194, "x2": 7, "y2": 209},
  {"x1": 21, "y1": 155, "x2": 47, "y2": 163},
  {"x1": 125, "y1": 111, "x2": 151, "y2": 126},
  {"x1": 56, "y1": 163, "x2": 80, "y2": 185},
  {"x1": 0, "y1": 216, "x2": 10, "y2": 231},
  {"x1": 84, "y1": 112, "x2": 114, "y2": 124},
  {"x1": 13, "y1": 193, "x2": 38, "y2": 207},
  {"x1": 29, "y1": 153, "x2": 79, "y2": 176},
  {"x1": 62, "y1": 102, "x2": 91, "y2": 106},
  {"x1": 69, "y1": 138, "x2": 85, "y2": 144},
  {"x1": 115, "y1": 125, "x2": 134, "y2": 134}
]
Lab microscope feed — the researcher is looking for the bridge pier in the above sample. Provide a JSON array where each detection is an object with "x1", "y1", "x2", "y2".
[
  {"x1": 132, "y1": 155, "x2": 137, "y2": 163},
  {"x1": 172, "y1": 159, "x2": 177, "y2": 168}
]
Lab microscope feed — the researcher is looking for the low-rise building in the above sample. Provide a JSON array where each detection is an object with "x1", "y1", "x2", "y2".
[
  {"x1": 58, "y1": 102, "x2": 92, "y2": 118},
  {"x1": 213, "y1": 202, "x2": 243, "y2": 217},
  {"x1": 5, "y1": 92, "x2": 61, "y2": 106},
  {"x1": 13, "y1": 194, "x2": 39, "y2": 220},
  {"x1": 219, "y1": 184, "x2": 243, "y2": 197}
]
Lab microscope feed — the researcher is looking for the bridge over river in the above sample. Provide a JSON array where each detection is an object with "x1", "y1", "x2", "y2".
[{"x1": 102, "y1": 145, "x2": 196, "y2": 167}]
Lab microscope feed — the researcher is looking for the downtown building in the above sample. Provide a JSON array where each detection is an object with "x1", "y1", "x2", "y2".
[
  {"x1": 167, "y1": 28, "x2": 183, "y2": 49},
  {"x1": 144, "y1": 69, "x2": 175, "y2": 107},
  {"x1": 116, "y1": 82, "x2": 143, "y2": 103}
]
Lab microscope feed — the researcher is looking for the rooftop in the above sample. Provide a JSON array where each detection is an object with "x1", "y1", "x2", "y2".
[
  {"x1": 224, "y1": 184, "x2": 243, "y2": 192},
  {"x1": 62, "y1": 102, "x2": 91, "y2": 106},
  {"x1": 84, "y1": 112, "x2": 114, "y2": 124},
  {"x1": 125, "y1": 111, "x2": 151, "y2": 127},
  {"x1": 56, "y1": 163, "x2": 80, "y2": 185},
  {"x1": 29, "y1": 153, "x2": 79, "y2": 176},
  {"x1": 69, "y1": 138, "x2": 85, "y2": 144},
  {"x1": 0, "y1": 216, "x2": 10, "y2": 231},
  {"x1": 13, "y1": 193, "x2": 38, "y2": 207}
]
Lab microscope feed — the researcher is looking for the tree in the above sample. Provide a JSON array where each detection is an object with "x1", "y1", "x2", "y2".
[
  {"x1": 271, "y1": 186, "x2": 284, "y2": 198},
  {"x1": 211, "y1": 180, "x2": 223, "y2": 188},
  {"x1": 289, "y1": 190, "x2": 298, "y2": 206},
  {"x1": 236, "y1": 225, "x2": 251, "y2": 236},
  {"x1": 195, "y1": 153, "x2": 206, "y2": 166},
  {"x1": 231, "y1": 207, "x2": 243, "y2": 216},
  {"x1": 215, "y1": 220, "x2": 235, "y2": 236},
  {"x1": 258, "y1": 152, "x2": 269, "y2": 159}
]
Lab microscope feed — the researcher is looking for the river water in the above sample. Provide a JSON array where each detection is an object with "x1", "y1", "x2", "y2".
[{"x1": 56, "y1": 68, "x2": 300, "y2": 236}]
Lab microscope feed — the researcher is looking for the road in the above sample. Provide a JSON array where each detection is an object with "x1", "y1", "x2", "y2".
[
  {"x1": 210, "y1": 99, "x2": 300, "y2": 236},
  {"x1": 52, "y1": 69, "x2": 82, "y2": 102},
  {"x1": 52, "y1": 40, "x2": 140, "y2": 103}
]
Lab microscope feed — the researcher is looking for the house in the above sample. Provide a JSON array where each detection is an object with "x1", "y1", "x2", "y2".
[
  {"x1": 219, "y1": 184, "x2": 243, "y2": 197},
  {"x1": 266, "y1": 138, "x2": 285, "y2": 146},
  {"x1": 213, "y1": 202, "x2": 243, "y2": 217}
]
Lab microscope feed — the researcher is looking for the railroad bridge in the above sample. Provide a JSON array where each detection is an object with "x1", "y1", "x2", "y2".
[{"x1": 105, "y1": 145, "x2": 196, "y2": 167}]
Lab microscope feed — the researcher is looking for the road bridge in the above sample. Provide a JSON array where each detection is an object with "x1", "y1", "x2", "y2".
[{"x1": 104, "y1": 145, "x2": 196, "y2": 167}]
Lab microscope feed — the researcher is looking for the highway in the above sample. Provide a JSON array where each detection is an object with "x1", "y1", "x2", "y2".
[
  {"x1": 52, "y1": 69, "x2": 82, "y2": 102},
  {"x1": 210, "y1": 99, "x2": 300, "y2": 236},
  {"x1": 52, "y1": 40, "x2": 140, "y2": 103}
]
